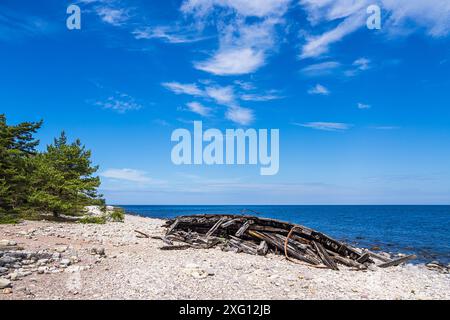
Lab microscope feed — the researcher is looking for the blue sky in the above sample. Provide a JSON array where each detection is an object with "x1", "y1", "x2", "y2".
[{"x1": 1, "y1": 0, "x2": 450, "y2": 204}]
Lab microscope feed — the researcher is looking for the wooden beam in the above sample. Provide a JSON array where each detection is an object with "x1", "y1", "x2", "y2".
[
  {"x1": 313, "y1": 241, "x2": 339, "y2": 270},
  {"x1": 205, "y1": 217, "x2": 227, "y2": 237},
  {"x1": 235, "y1": 220, "x2": 253, "y2": 237},
  {"x1": 166, "y1": 219, "x2": 180, "y2": 235},
  {"x1": 356, "y1": 252, "x2": 371, "y2": 264},
  {"x1": 378, "y1": 255, "x2": 416, "y2": 268}
]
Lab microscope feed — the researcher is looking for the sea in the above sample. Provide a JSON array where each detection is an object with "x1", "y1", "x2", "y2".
[{"x1": 120, "y1": 205, "x2": 450, "y2": 265}]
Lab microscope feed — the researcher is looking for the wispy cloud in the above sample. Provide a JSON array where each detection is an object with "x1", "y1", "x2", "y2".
[
  {"x1": 370, "y1": 126, "x2": 400, "y2": 130},
  {"x1": 240, "y1": 92, "x2": 283, "y2": 102},
  {"x1": 195, "y1": 47, "x2": 266, "y2": 76},
  {"x1": 300, "y1": 13, "x2": 365, "y2": 59},
  {"x1": 78, "y1": 0, "x2": 131, "y2": 26},
  {"x1": 162, "y1": 81, "x2": 257, "y2": 125},
  {"x1": 162, "y1": 82, "x2": 203, "y2": 96},
  {"x1": 94, "y1": 92, "x2": 142, "y2": 113},
  {"x1": 308, "y1": 84, "x2": 330, "y2": 95},
  {"x1": 205, "y1": 86, "x2": 235, "y2": 105},
  {"x1": 96, "y1": 7, "x2": 129, "y2": 26},
  {"x1": 353, "y1": 57, "x2": 371, "y2": 70},
  {"x1": 225, "y1": 106, "x2": 255, "y2": 126},
  {"x1": 0, "y1": 8, "x2": 54, "y2": 41},
  {"x1": 186, "y1": 101, "x2": 212, "y2": 116},
  {"x1": 345, "y1": 57, "x2": 372, "y2": 76},
  {"x1": 300, "y1": 61, "x2": 341, "y2": 76},
  {"x1": 234, "y1": 80, "x2": 255, "y2": 91},
  {"x1": 181, "y1": 0, "x2": 291, "y2": 18},
  {"x1": 357, "y1": 102, "x2": 371, "y2": 109},
  {"x1": 100, "y1": 168, "x2": 152, "y2": 183},
  {"x1": 132, "y1": 25, "x2": 208, "y2": 44},
  {"x1": 299, "y1": 0, "x2": 450, "y2": 59},
  {"x1": 294, "y1": 122, "x2": 352, "y2": 131}
]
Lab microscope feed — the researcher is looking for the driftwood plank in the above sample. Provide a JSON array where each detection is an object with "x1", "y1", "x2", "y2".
[
  {"x1": 235, "y1": 220, "x2": 253, "y2": 237},
  {"x1": 206, "y1": 217, "x2": 227, "y2": 237},
  {"x1": 257, "y1": 241, "x2": 269, "y2": 256},
  {"x1": 367, "y1": 251, "x2": 391, "y2": 263},
  {"x1": 249, "y1": 230, "x2": 320, "y2": 265},
  {"x1": 331, "y1": 255, "x2": 367, "y2": 269},
  {"x1": 159, "y1": 245, "x2": 191, "y2": 251},
  {"x1": 378, "y1": 255, "x2": 416, "y2": 268},
  {"x1": 221, "y1": 218, "x2": 242, "y2": 228},
  {"x1": 356, "y1": 252, "x2": 371, "y2": 264},
  {"x1": 166, "y1": 219, "x2": 180, "y2": 235},
  {"x1": 134, "y1": 230, "x2": 150, "y2": 238},
  {"x1": 313, "y1": 241, "x2": 339, "y2": 270}
]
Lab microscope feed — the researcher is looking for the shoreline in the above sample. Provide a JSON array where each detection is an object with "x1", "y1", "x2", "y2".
[{"x1": 1, "y1": 214, "x2": 449, "y2": 300}]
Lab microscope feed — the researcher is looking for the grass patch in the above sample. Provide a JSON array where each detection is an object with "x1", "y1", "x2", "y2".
[{"x1": 79, "y1": 216, "x2": 106, "y2": 224}]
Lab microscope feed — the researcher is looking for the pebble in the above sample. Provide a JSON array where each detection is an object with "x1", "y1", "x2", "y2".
[
  {"x1": 90, "y1": 247, "x2": 106, "y2": 256},
  {"x1": 182, "y1": 264, "x2": 214, "y2": 279},
  {"x1": 0, "y1": 278, "x2": 12, "y2": 289},
  {"x1": 37, "y1": 267, "x2": 47, "y2": 274},
  {"x1": 9, "y1": 272, "x2": 18, "y2": 281},
  {"x1": 60, "y1": 259, "x2": 71, "y2": 267},
  {"x1": 55, "y1": 246, "x2": 68, "y2": 253},
  {"x1": 52, "y1": 252, "x2": 62, "y2": 259},
  {"x1": 2, "y1": 288, "x2": 13, "y2": 294},
  {"x1": 0, "y1": 240, "x2": 9, "y2": 246}
]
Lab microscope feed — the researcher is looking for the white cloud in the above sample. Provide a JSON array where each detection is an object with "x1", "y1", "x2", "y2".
[
  {"x1": 371, "y1": 126, "x2": 400, "y2": 130},
  {"x1": 132, "y1": 26, "x2": 207, "y2": 43},
  {"x1": 162, "y1": 80, "x2": 284, "y2": 125},
  {"x1": 195, "y1": 47, "x2": 266, "y2": 75},
  {"x1": 308, "y1": 84, "x2": 330, "y2": 95},
  {"x1": 357, "y1": 102, "x2": 371, "y2": 109},
  {"x1": 96, "y1": 7, "x2": 129, "y2": 26},
  {"x1": 344, "y1": 57, "x2": 372, "y2": 77},
  {"x1": 184, "y1": 0, "x2": 290, "y2": 75},
  {"x1": 186, "y1": 101, "x2": 212, "y2": 116},
  {"x1": 300, "y1": 13, "x2": 365, "y2": 59},
  {"x1": 94, "y1": 92, "x2": 142, "y2": 113},
  {"x1": 294, "y1": 122, "x2": 351, "y2": 131},
  {"x1": 353, "y1": 57, "x2": 371, "y2": 70},
  {"x1": 100, "y1": 168, "x2": 151, "y2": 183},
  {"x1": 162, "y1": 82, "x2": 203, "y2": 96},
  {"x1": 300, "y1": 61, "x2": 341, "y2": 76},
  {"x1": 226, "y1": 106, "x2": 254, "y2": 125},
  {"x1": 181, "y1": 0, "x2": 291, "y2": 18},
  {"x1": 240, "y1": 92, "x2": 282, "y2": 102},
  {"x1": 234, "y1": 80, "x2": 255, "y2": 90},
  {"x1": 204, "y1": 85, "x2": 235, "y2": 105},
  {"x1": 299, "y1": 0, "x2": 450, "y2": 59},
  {"x1": 382, "y1": 0, "x2": 450, "y2": 37}
]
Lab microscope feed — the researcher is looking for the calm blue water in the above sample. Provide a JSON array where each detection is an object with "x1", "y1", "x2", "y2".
[{"x1": 120, "y1": 205, "x2": 450, "y2": 264}]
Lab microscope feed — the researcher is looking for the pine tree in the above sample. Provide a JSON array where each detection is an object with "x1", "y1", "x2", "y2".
[
  {"x1": 28, "y1": 131, "x2": 104, "y2": 216},
  {"x1": 0, "y1": 114, "x2": 42, "y2": 214}
]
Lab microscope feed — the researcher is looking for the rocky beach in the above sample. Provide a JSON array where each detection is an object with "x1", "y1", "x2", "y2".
[{"x1": 1, "y1": 214, "x2": 449, "y2": 300}]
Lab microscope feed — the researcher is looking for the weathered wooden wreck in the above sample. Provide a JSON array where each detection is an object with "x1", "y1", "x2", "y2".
[{"x1": 150, "y1": 214, "x2": 416, "y2": 271}]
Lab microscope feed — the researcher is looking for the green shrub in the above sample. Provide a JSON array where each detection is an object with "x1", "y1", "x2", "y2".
[
  {"x1": 108, "y1": 207, "x2": 125, "y2": 222},
  {"x1": 79, "y1": 215, "x2": 106, "y2": 224},
  {"x1": 0, "y1": 213, "x2": 19, "y2": 224}
]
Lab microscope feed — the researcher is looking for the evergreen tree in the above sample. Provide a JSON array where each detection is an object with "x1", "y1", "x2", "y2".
[
  {"x1": 28, "y1": 131, "x2": 104, "y2": 216},
  {"x1": 0, "y1": 114, "x2": 42, "y2": 213}
]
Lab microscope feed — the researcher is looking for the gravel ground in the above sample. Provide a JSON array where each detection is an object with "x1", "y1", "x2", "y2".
[{"x1": 1, "y1": 214, "x2": 449, "y2": 300}]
